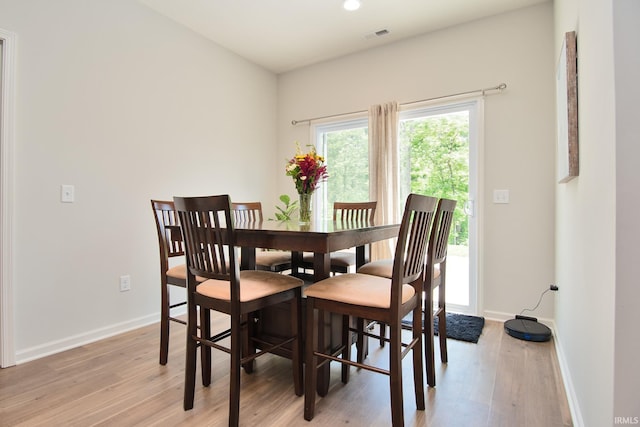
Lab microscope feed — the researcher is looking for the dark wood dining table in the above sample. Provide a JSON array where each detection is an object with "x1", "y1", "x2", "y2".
[
  {"x1": 236, "y1": 218, "x2": 399, "y2": 281},
  {"x1": 235, "y1": 218, "x2": 400, "y2": 395}
]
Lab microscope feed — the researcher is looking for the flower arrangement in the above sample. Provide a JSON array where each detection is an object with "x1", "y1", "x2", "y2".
[{"x1": 285, "y1": 143, "x2": 328, "y2": 195}]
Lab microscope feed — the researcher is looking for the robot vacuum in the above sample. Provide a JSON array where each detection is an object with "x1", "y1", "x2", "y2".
[{"x1": 504, "y1": 315, "x2": 551, "y2": 342}]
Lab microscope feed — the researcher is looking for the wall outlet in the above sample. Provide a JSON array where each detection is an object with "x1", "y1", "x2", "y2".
[{"x1": 119, "y1": 275, "x2": 131, "y2": 292}]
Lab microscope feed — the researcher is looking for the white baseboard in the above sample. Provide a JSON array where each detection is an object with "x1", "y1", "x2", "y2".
[
  {"x1": 482, "y1": 310, "x2": 513, "y2": 322},
  {"x1": 550, "y1": 324, "x2": 584, "y2": 427},
  {"x1": 483, "y1": 309, "x2": 581, "y2": 427},
  {"x1": 15, "y1": 313, "x2": 160, "y2": 365},
  {"x1": 482, "y1": 309, "x2": 555, "y2": 328}
]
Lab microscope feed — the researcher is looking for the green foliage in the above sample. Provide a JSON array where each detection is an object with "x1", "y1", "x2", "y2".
[
  {"x1": 272, "y1": 194, "x2": 298, "y2": 221},
  {"x1": 325, "y1": 127, "x2": 369, "y2": 213},
  {"x1": 399, "y1": 112, "x2": 469, "y2": 245},
  {"x1": 322, "y1": 111, "x2": 470, "y2": 245}
]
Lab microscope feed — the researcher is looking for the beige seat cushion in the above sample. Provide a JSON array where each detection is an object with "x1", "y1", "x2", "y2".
[
  {"x1": 304, "y1": 273, "x2": 415, "y2": 309},
  {"x1": 327, "y1": 251, "x2": 355, "y2": 268},
  {"x1": 358, "y1": 259, "x2": 441, "y2": 280},
  {"x1": 166, "y1": 264, "x2": 206, "y2": 282},
  {"x1": 196, "y1": 270, "x2": 303, "y2": 302},
  {"x1": 256, "y1": 250, "x2": 291, "y2": 268},
  {"x1": 357, "y1": 259, "x2": 393, "y2": 278},
  {"x1": 303, "y1": 251, "x2": 355, "y2": 268},
  {"x1": 166, "y1": 264, "x2": 189, "y2": 279}
]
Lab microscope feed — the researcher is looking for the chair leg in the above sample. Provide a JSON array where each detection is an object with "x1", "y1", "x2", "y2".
[
  {"x1": 389, "y1": 321, "x2": 404, "y2": 427},
  {"x1": 412, "y1": 305, "x2": 426, "y2": 410},
  {"x1": 379, "y1": 322, "x2": 386, "y2": 347},
  {"x1": 424, "y1": 286, "x2": 436, "y2": 387},
  {"x1": 304, "y1": 300, "x2": 319, "y2": 421},
  {"x1": 316, "y1": 307, "x2": 329, "y2": 397},
  {"x1": 199, "y1": 307, "x2": 211, "y2": 387},
  {"x1": 341, "y1": 314, "x2": 350, "y2": 384},
  {"x1": 229, "y1": 312, "x2": 242, "y2": 427},
  {"x1": 291, "y1": 290, "x2": 303, "y2": 396},
  {"x1": 438, "y1": 283, "x2": 448, "y2": 363},
  {"x1": 160, "y1": 281, "x2": 170, "y2": 365},
  {"x1": 183, "y1": 304, "x2": 198, "y2": 410},
  {"x1": 356, "y1": 317, "x2": 365, "y2": 364}
]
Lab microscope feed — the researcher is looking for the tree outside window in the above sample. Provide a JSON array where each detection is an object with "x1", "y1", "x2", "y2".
[{"x1": 399, "y1": 111, "x2": 469, "y2": 245}]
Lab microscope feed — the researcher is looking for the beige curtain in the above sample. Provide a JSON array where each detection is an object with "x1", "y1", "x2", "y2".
[{"x1": 369, "y1": 101, "x2": 400, "y2": 260}]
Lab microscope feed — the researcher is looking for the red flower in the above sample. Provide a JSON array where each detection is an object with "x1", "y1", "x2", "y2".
[{"x1": 286, "y1": 144, "x2": 328, "y2": 194}]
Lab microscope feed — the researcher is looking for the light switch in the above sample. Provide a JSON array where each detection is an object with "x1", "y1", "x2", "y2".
[
  {"x1": 493, "y1": 189, "x2": 509, "y2": 204},
  {"x1": 61, "y1": 185, "x2": 75, "y2": 203}
]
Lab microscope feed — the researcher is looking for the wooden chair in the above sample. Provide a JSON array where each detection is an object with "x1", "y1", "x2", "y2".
[
  {"x1": 151, "y1": 199, "x2": 204, "y2": 365},
  {"x1": 301, "y1": 201, "x2": 377, "y2": 274},
  {"x1": 423, "y1": 198, "x2": 457, "y2": 386},
  {"x1": 231, "y1": 202, "x2": 292, "y2": 273},
  {"x1": 358, "y1": 197, "x2": 457, "y2": 387},
  {"x1": 174, "y1": 195, "x2": 304, "y2": 426},
  {"x1": 303, "y1": 194, "x2": 436, "y2": 426}
]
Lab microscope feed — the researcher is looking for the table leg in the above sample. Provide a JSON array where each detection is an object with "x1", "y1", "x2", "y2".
[
  {"x1": 355, "y1": 244, "x2": 370, "y2": 269},
  {"x1": 291, "y1": 251, "x2": 304, "y2": 278},
  {"x1": 312, "y1": 252, "x2": 331, "y2": 282},
  {"x1": 240, "y1": 246, "x2": 256, "y2": 270}
]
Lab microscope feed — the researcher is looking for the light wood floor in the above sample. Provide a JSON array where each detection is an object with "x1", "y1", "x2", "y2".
[{"x1": 0, "y1": 314, "x2": 573, "y2": 426}]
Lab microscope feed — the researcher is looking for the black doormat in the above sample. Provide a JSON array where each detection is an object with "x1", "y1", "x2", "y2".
[{"x1": 401, "y1": 312, "x2": 485, "y2": 343}]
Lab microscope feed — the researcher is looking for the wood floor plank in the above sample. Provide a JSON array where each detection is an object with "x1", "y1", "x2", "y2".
[{"x1": 0, "y1": 316, "x2": 572, "y2": 426}]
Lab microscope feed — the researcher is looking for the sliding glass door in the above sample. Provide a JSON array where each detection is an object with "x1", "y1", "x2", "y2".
[{"x1": 399, "y1": 100, "x2": 480, "y2": 314}]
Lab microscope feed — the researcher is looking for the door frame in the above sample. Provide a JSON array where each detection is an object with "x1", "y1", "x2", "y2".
[
  {"x1": 0, "y1": 28, "x2": 17, "y2": 368},
  {"x1": 399, "y1": 98, "x2": 483, "y2": 315}
]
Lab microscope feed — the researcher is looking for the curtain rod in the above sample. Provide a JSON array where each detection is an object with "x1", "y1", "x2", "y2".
[{"x1": 291, "y1": 82, "x2": 507, "y2": 125}]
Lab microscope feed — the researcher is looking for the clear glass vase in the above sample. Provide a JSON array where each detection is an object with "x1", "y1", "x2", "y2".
[{"x1": 298, "y1": 193, "x2": 312, "y2": 224}]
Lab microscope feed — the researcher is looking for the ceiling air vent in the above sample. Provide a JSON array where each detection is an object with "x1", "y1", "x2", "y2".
[{"x1": 365, "y1": 29, "x2": 390, "y2": 40}]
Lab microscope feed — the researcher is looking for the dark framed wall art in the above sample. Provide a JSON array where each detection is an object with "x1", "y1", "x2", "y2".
[{"x1": 556, "y1": 30, "x2": 579, "y2": 183}]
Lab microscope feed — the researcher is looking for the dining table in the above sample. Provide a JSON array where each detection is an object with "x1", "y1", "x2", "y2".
[{"x1": 235, "y1": 218, "x2": 400, "y2": 396}]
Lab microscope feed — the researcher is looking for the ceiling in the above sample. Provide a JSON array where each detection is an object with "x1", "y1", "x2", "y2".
[{"x1": 138, "y1": 0, "x2": 548, "y2": 74}]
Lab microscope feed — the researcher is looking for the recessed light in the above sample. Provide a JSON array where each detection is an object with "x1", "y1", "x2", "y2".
[{"x1": 343, "y1": 0, "x2": 361, "y2": 11}]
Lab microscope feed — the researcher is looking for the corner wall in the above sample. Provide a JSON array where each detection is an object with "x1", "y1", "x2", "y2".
[
  {"x1": 552, "y1": 0, "x2": 635, "y2": 425},
  {"x1": 612, "y1": 0, "x2": 640, "y2": 422}
]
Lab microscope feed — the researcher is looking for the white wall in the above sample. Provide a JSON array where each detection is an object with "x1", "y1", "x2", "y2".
[
  {"x1": 553, "y1": 0, "x2": 640, "y2": 425},
  {"x1": 277, "y1": 3, "x2": 556, "y2": 320},
  {"x1": 0, "y1": 0, "x2": 278, "y2": 362},
  {"x1": 613, "y1": 0, "x2": 640, "y2": 421}
]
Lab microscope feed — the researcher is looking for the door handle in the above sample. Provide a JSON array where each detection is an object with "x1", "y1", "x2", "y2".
[{"x1": 464, "y1": 200, "x2": 475, "y2": 217}]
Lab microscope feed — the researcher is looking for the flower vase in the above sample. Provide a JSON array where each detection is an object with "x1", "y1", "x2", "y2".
[{"x1": 298, "y1": 193, "x2": 312, "y2": 224}]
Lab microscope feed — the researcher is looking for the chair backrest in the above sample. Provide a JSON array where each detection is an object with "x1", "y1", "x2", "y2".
[
  {"x1": 333, "y1": 201, "x2": 377, "y2": 222},
  {"x1": 151, "y1": 200, "x2": 185, "y2": 265},
  {"x1": 174, "y1": 195, "x2": 239, "y2": 289},
  {"x1": 231, "y1": 202, "x2": 264, "y2": 222},
  {"x1": 390, "y1": 194, "x2": 438, "y2": 306},
  {"x1": 428, "y1": 198, "x2": 457, "y2": 267}
]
